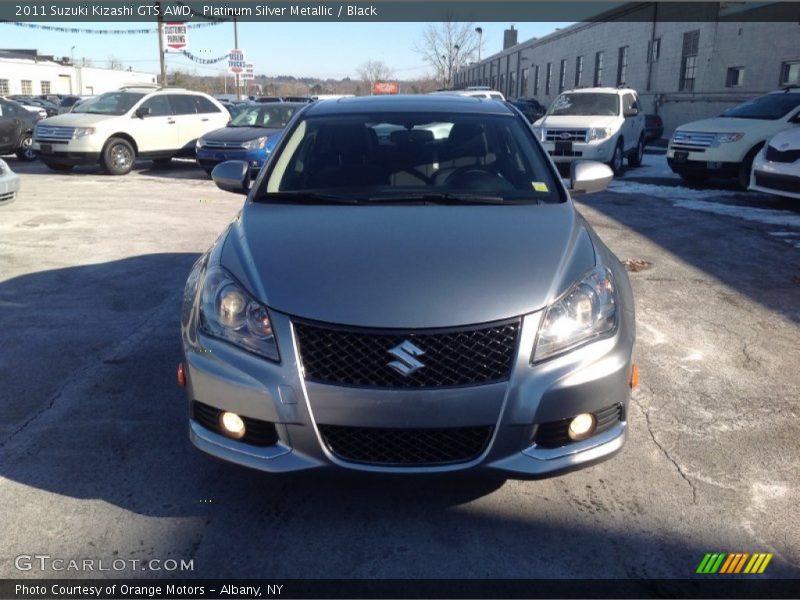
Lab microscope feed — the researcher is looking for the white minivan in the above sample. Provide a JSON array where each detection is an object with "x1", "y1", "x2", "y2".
[{"x1": 33, "y1": 86, "x2": 229, "y2": 175}]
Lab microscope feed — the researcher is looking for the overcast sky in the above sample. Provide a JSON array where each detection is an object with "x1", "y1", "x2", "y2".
[{"x1": 0, "y1": 21, "x2": 572, "y2": 79}]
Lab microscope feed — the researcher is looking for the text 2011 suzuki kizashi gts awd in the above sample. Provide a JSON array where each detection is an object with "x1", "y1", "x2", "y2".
[{"x1": 180, "y1": 95, "x2": 636, "y2": 478}]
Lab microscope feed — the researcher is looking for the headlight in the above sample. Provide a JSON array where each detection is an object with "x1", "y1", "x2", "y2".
[
  {"x1": 589, "y1": 127, "x2": 614, "y2": 141},
  {"x1": 72, "y1": 127, "x2": 96, "y2": 139},
  {"x1": 714, "y1": 132, "x2": 744, "y2": 144},
  {"x1": 0, "y1": 159, "x2": 7, "y2": 175},
  {"x1": 196, "y1": 137, "x2": 206, "y2": 149},
  {"x1": 532, "y1": 266, "x2": 617, "y2": 363},
  {"x1": 198, "y1": 266, "x2": 279, "y2": 361},
  {"x1": 242, "y1": 136, "x2": 268, "y2": 150}
]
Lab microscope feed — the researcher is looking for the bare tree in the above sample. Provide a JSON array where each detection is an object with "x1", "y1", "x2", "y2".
[
  {"x1": 415, "y1": 22, "x2": 481, "y2": 89},
  {"x1": 357, "y1": 60, "x2": 395, "y2": 93},
  {"x1": 107, "y1": 56, "x2": 123, "y2": 70}
]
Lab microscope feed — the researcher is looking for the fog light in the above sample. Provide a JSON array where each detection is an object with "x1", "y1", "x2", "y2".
[
  {"x1": 568, "y1": 413, "x2": 596, "y2": 441},
  {"x1": 220, "y1": 411, "x2": 246, "y2": 439},
  {"x1": 177, "y1": 362, "x2": 186, "y2": 387}
]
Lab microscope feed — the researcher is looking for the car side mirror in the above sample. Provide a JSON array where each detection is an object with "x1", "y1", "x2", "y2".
[
  {"x1": 569, "y1": 160, "x2": 613, "y2": 195},
  {"x1": 134, "y1": 107, "x2": 151, "y2": 119},
  {"x1": 624, "y1": 108, "x2": 639, "y2": 118},
  {"x1": 212, "y1": 160, "x2": 251, "y2": 195}
]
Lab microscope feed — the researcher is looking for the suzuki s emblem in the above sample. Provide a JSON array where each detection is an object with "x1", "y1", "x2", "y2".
[{"x1": 387, "y1": 340, "x2": 425, "y2": 376}]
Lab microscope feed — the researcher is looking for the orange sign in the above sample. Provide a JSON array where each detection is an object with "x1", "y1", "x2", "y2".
[{"x1": 372, "y1": 81, "x2": 399, "y2": 95}]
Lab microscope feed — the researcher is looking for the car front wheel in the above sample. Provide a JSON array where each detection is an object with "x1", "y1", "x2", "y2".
[
  {"x1": 628, "y1": 136, "x2": 644, "y2": 167},
  {"x1": 101, "y1": 137, "x2": 135, "y2": 175},
  {"x1": 609, "y1": 139, "x2": 624, "y2": 174},
  {"x1": 16, "y1": 134, "x2": 37, "y2": 161}
]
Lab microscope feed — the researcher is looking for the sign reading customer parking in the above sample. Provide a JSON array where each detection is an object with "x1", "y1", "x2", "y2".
[
  {"x1": 163, "y1": 22, "x2": 188, "y2": 50},
  {"x1": 229, "y1": 49, "x2": 245, "y2": 74}
]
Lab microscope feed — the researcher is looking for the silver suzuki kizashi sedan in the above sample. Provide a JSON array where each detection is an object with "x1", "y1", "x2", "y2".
[{"x1": 180, "y1": 95, "x2": 636, "y2": 477}]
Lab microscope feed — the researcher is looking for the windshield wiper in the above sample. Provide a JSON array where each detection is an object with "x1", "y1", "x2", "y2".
[
  {"x1": 365, "y1": 192, "x2": 526, "y2": 205},
  {"x1": 256, "y1": 191, "x2": 361, "y2": 204}
]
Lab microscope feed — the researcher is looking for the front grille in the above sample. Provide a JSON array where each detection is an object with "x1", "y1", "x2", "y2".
[
  {"x1": 549, "y1": 150, "x2": 584, "y2": 157},
  {"x1": 192, "y1": 401, "x2": 279, "y2": 447},
  {"x1": 754, "y1": 171, "x2": 800, "y2": 194},
  {"x1": 545, "y1": 128, "x2": 588, "y2": 142},
  {"x1": 671, "y1": 145, "x2": 706, "y2": 154},
  {"x1": 34, "y1": 125, "x2": 75, "y2": 142},
  {"x1": 671, "y1": 131, "x2": 715, "y2": 148},
  {"x1": 293, "y1": 319, "x2": 520, "y2": 388},
  {"x1": 0, "y1": 191, "x2": 15, "y2": 202},
  {"x1": 202, "y1": 140, "x2": 245, "y2": 149},
  {"x1": 533, "y1": 404, "x2": 623, "y2": 448},
  {"x1": 319, "y1": 424, "x2": 493, "y2": 466},
  {"x1": 765, "y1": 145, "x2": 800, "y2": 164}
]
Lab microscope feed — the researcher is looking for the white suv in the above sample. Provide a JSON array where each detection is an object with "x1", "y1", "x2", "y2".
[
  {"x1": 668, "y1": 88, "x2": 800, "y2": 189},
  {"x1": 32, "y1": 86, "x2": 229, "y2": 175},
  {"x1": 533, "y1": 87, "x2": 646, "y2": 174}
]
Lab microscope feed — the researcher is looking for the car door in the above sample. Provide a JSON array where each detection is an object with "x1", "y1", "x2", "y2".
[
  {"x1": 191, "y1": 95, "x2": 228, "y2": 139},
  {"x1": 167, "y1": 94, "x2": 203, "y2": 152},
  {"x1": 130, "y1": 95, "x2": 178, "y2": 153},
  {"x1": 0, "y1": 100, "x2": 23, "y2": 152},
  {"x1": 621, "y1": 93, "x2": 640, "y2": 152}
]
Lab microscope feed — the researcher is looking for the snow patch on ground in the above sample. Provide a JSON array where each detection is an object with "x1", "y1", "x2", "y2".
[
  {"x1": 608, "y1": 180, "x2": 727, "y2": 200},
  {"x1": 622, "y1": 151, "x2": 678, "y2": 180},
  {"x1": 671, "y1": 199, "x2": 800, "y2": 228}
]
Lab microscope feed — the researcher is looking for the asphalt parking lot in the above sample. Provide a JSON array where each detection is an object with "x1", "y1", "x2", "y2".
[{"x1": 0, "y1": 154, "x2": 798, "y2": 583}]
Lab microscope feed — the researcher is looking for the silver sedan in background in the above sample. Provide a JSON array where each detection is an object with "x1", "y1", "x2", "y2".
[
  {"x1": 180, "y1": 95, "x2": 636, "y2": 478},
  {"x1": 0, "y1": 159, "x2": 20, "y2": 207}
]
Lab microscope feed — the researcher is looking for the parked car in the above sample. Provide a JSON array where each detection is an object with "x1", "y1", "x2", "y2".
[
  {"x1": 196, "y1": 102, "x2": 304, "y2": 175},
  {"x1": 57, "y1": 96, "x2": 86, "y2": 114},
  {"x1": 510, "y1": 97, "x2": 546, "y2": 123},
  {"x1": 181, "y1": 95, "x2": 636, "y2": 478},
  {"x1": 430, "y1": 89, "x2": 507, "y2": 101},
  {"x1": 32, "y1": 87, "x2": 229, "y2": 175},
  {"x1": 644, "y1": 114, "x2": 664, "y2": 143},
  {"x1": 749, "y1": 127, "x2": 800, "y2": 200},
  {"x1": 533, "y1": 87, "x2": 646, "y2": 174},
  {"x1": 254, "y1": 96, "x2": 283, "y2": 103},
  {"x1": 8, "y1": 98, "x2": 47, "y2": 120},
  {"x1": 282, "y1": 96, "x2": 314, "y2": 103},
  {"x1": 0, "y1": 97, "x2": 39, "y2": 161},
  {"x1": 0, "y1": 158, "x2": 20, "y2": 207},
  {"x1": 667, "y1": 87, "x2": 800, "y2": 188}
]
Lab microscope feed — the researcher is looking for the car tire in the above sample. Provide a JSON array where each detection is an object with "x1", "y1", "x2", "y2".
[
  {"x1": 628, "y1": 136, "x2": 644, "y2": 167},
  {"x1": 41, "y1": 161, "x2": 74, "y2": 172},
  {"x1": 609, "y1": 139, "x2": 624, "y2": 175},
  {"x1": 101, "y1": 137, "x2": 135, "y2": 176},
  {"x1": 15, "y1": 134, "x2": 37, "y2": 162},
  {"x1": 737, "y1": 145, "x2": 763, "y2": 191}
]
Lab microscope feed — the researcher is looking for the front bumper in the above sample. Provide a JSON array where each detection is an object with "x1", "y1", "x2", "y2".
[
  {"x1": 182, "y1": 302, "x2": 634, "y2": 478},
  {"x1": 666, "y1": 145, "x2": 743, "y2": 178},
  {"x1": 196, "y1": 147, "x2": 265, "y2": 172},
  {"x1": 33, "y1": 138, "x2": 101, "y2": 165},
  {"x1": 542, "y1": 138, "x2": 615, "y2": 164},
  {"x1": 0, "y1": 171, "x2": 21, "y2": 206},
  {"x1": 749, "y1": 152, "x2": 800, "y2": 200}
]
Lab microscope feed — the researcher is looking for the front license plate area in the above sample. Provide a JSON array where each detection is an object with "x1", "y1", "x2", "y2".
[
  {"x1": 39, "y1": 144, "x2": 53, "y2": 154},
  {"x1": 673, "y1": 150, "x2": 688, "y2": 163},
  {"x1": 555, "y1": 141, "x2": 573, "y2": 155}
]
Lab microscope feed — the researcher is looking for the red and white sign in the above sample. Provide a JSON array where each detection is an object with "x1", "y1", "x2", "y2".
[
  {"x1": 373, "y1": 81, "x2": 399, "y2": 95},
  {"x1": 162, "y1": 22, "x2": 188, "y2": 50},
  {"x1": 228, "y1": 49, "x2": 246, "y2": 74}
]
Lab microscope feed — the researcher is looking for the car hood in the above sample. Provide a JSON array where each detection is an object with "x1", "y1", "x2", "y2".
[
  {"x1": 221, "y1": 202, "x2": 596, "y2": 328},
  {"x1": 202, "y1": 126, "x2": 283, "y2": 142},
  {"x1": 675, "y1": 117, "x2": 783, "y2": 134},
  {"x1": 536, "y1": 115, "x2": 621, "y2": 129},
  {"x1": 767, "y1": 127, "x2": 800, "y2": 150},
  {"x1": 36, "y1": 113, "x2": 117, "y2": 127}
]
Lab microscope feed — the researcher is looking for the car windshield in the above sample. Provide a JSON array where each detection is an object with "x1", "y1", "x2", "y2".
[
  {"x1": 72, "y1": 92, "x2": 146, "y2": 115},
  {"x1": 258, "y1": 112, "x2": 560, "y2": 204},
  {"x1": 229, "y1": 104, "x2": 298, "y2": 128},
  {"x1": 547, "y1": 93, "x2": 619, "y2": 116},
  {"x1": 721, "y1": 93, "x2": 800, "y2": 120}
]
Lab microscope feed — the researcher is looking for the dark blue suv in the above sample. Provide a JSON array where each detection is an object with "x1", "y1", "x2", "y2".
[{"x1": 196, "y1": 103, "x2": 305, "y2": 175}]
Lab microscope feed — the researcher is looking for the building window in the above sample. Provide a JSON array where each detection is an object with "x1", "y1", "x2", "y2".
[
  {"x1": 575, "y1": 55, "x2": 584, "y2": 87},
  {"x1": 780, "y1": 61, "x2": 800, "y2": 85},
  {"x1": 593, "y1": 52, "x2": 604, "y2": 86},
  {"x1": 509, "y1": 71, "x2": 517, "y2": 97},
  {"x1": 41, "y1": 81, "x2": 51, "y2": 95},
  {"x1": 558, "y1": 59, "x2": 567, "y2": 92},
  {"x1": 726, "y1": 67, "x2": 744, "y2": 88},
  {"x1": 521, "y1": 68, "x2": 529, "y2": 96},
  {"x1": 648, "y1": 38, "x2": 661, "y2": 63},
  {"x1": 499, "y1": 74, "x2": 505, "y2": 94},
  {"x1": 679, "y1": 30, "x2": 700, "y2": 91},
  {"x1": 545, "y1": 63, "x2": 552, "y2": 95},
  {"x1": 617, "y1": 46, "x2": 629, "y2": 86},
  {"x1": 0, "y1": 79, "x2": 9, "y2": 96},
  {"x1": 21, "y1": 80, "x2": 32, "y2": 95},
  {"x1": 533, "y1": 65, "x2": 540, "y2": 96}
]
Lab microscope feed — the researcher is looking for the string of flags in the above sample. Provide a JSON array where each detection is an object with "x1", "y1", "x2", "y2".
[
  {"x1": 175, "y1": 49, "x2": 232, "y2": 64},
  {"x1": 0, "y1": 20, "x2": 221, "y2": 34}
]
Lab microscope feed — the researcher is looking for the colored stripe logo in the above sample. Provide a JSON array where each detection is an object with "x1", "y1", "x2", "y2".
[{"x1": 696, "y1": 552, "x2": 773, "y2": 574}]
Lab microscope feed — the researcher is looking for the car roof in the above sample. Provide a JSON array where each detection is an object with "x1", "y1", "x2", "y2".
[
  {"x1": 561, "y1": 87, "x2": 636, "y2": 95},
  {"x1": 304, "y1": 94, "x2": 516, "y2": 116}
]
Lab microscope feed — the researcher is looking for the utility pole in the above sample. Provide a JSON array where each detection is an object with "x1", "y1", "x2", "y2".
[
  {"x1": 156, "y1": 2, "x2": 166, "y2": 86},
  {"x1": 233, "y1": 18, "x2": 241, "y2": 100}
]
